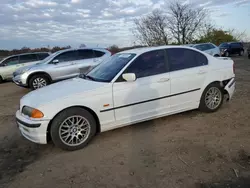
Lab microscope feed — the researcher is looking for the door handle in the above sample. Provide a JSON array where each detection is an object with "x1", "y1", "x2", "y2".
[
  {"x1": 157, "y1": 78, "x2": 170, "y2": 82},
  {"x1": 198, "y1": 70, "x2": 207, "y2": 74}
]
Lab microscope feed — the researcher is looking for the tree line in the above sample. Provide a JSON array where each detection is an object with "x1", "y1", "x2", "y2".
[
  {"x1": 0, "y1": 45, "x2": 71, "y2": 57},
  {"x1": 132, "y1": 1, "x2": 246, "y2": 46}
]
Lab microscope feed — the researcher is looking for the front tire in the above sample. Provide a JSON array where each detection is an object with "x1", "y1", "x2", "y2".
[
  {"x1": 225, "y1": 51, "x2": 229, "y2": 57},
  {"x1": 199, "y1": 83, "x2": 224, "y2": 113},
  {"x1": 29, "y1": 74, "x2": 50, "y2": 90},
  {"x1": 50, "y1": 107, "x2": 97, "y2": 151}
]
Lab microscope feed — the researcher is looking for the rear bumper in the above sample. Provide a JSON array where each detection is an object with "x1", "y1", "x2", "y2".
[{"x1": 224, "y1": 77, "x2": 235, "y2": 100}]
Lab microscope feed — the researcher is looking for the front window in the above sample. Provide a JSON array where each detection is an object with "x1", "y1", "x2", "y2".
[
  {"x1": 2, "y1": 56, "x2": 19, "y2": 66},
  {"x1": 85, "y1": 53, "x2": 136, "y2": 82},
  {"x1": 37, "y1": 51, "x2": 62, "y2": 64}
]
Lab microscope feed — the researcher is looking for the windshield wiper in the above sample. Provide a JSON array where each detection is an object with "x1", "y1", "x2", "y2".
[
  {"x1": 86, "y1": 75, "x2": 96, "y2": 81},
  {"x1": 79, "y1": 73, "x2": 96, "y2": 81}
]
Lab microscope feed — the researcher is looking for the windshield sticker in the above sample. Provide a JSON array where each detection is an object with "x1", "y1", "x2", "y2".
[{"x1": 119, "y1": 54, "x2": 132, "y2": 58}]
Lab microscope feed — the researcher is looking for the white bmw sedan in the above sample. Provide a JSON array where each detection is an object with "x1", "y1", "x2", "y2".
[{"x1": 16, "y1": 46, "x2": 235, "y2": 150}]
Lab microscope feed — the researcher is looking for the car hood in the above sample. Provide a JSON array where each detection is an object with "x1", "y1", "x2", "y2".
[
  {"x1": 20, "y1": 77, "x2": 108, "y2": 108},
  {"x1": 14, "y1": 61, "x2": 43, "y2": 74}
]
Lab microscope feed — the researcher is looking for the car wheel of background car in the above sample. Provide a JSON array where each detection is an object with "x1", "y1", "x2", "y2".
[
  {"x1": 239, "y1": 50, "x2": 244, "y2": 56},
  {"x1": 214, "y1": 54, "x2": 220, "y2": 57},
  {"x1": 29, "y1": 74, "x2": 50, "y2": 90},
  {"x1": 225, "y1": 51, "x2": 229, "y2": 57},
  {"x1": 199, "y1": 83, "x2": 224, "y2": 113},
  {"x1": 50, "y1": 107, "x2": 97, "y2": 151}
]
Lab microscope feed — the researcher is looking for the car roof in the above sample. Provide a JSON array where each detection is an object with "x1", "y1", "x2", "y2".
[
  {"x1": 0, "y1": 51, "x2": 50, "y2": 62},
  {"x1": 56, "y1": 47, "x2": 109, "y2": 53},
  {"x1": 117, "y1": 45, "x2": 200, "y2": 56}
]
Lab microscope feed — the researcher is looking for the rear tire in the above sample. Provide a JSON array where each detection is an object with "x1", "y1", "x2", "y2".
[
  {"x1": 199, "y1": 83, "x2": 224, "y2": 113},
  {"x1": 50, "y1": 107, "x2": 97, "y2": 151},
  {"x1": 29, "y1": 74, "x2": 50, "y2": 90}
]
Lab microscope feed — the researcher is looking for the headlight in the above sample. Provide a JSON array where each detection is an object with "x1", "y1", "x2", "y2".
[
  {"x1": 22, "y1": 106, "x2": 44, "y2": 118},
  {"x1": 20, "y1": 67, "x2": 31, "y2": 74}
]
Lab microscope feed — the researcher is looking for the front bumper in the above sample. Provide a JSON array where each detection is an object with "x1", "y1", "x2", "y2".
[
  {"x1": 16, "y1": 110, "x2": 50, "y2": 144},
  {"x1": 13, "y1": 74, "x2": 28, "y2": 87},
  {"x1": 224, "y1": 77, "x2": 235, "y2": 100}
]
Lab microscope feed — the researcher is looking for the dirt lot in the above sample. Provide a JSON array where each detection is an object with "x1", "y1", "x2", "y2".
[{"x1": 0, "y1": 56, "x2": 250, "y2": 188}]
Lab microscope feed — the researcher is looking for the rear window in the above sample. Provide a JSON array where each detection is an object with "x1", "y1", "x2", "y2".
[
  {"x1": 37, "y1": 53, "x2": 50, "y2": 60},
  {"x1": 93, "y1": 50, "x2": 105, "y2": 57}
]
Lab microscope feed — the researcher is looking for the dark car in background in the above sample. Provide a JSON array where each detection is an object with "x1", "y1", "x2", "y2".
[{"x1": 219, "y1": 42, "x2": 244, "y2": 57}]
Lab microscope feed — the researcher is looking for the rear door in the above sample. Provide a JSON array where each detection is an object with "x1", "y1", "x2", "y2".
[
  {"x1": 74, "y1": 49, "x2": 95, "y2": 74},
  {"x1": 48, "y1": 50, "x2": 79, "y2": 80},
  {"x1": 19, "y1": 54, "x2": 39, "y2": 66},
  {"x1": 0, "y1": 56, "x2": 20, "y2": 79},
  {"x1": 167, "y1": 48, "x2": 209, "y2": 112}
]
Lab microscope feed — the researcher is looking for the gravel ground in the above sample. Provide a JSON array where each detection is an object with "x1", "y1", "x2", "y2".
[{"x1": 0, "y1": 56, "x2": 250, "y2": 188}]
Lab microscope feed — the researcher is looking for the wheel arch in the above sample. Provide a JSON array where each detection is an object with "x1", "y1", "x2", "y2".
[
  {"x1": 201, "y1": 80, "x2": 228, "y2": 100},
  {"x1": 27, "y1": 71, "x2": 52, "y2": 86},
  {"x1": 46, "y1": 105, "x2": 101, "y2": 142}
]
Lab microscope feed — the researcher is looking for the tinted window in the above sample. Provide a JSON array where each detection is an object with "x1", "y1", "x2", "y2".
[
  {"x1": 55, "y1": 51, "x2": 78, "y2": 62},
  {"x1": 167, "y1": 48, "x2": 208, "y2": 71},
  {"x1": 2, "y1": 56, "x2": 19, "y2": 66},
  {"x1": 231, "y1": 43, "x2": 241, "y2": 48},
  {"x1": 77, "y1": 49, "x2": 94, "y2": 59},
  {"x1": 19, "y1": 54, "x2": 38, "y2": 63},
  {"x1": 194, "y1": 44, "x2": 205, "y2": 51},
  {"x1": 124, "y1": 50, "x2": 166, "y2": 78},
  {"x1": 207, "y1": 44, "x2": 215, "y2": 49},
  {"x1": 86, "y1": 53, "x2": 136, "y2": 82},
  {"x1": 93, "y1": 50, "x2": 105, "y2": 57},
  {"x1": 219, "y1": 43, "x2": 229, "y2": 48},
  {"x1": 37, "y1": 53, "x2": 50, "y2": 60}
]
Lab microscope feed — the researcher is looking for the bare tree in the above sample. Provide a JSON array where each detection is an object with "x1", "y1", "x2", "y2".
[
  {"x1": 166, "y1": 1, "x2": 207, "y2": 44},
  {"x1": 133, "y1": 9, "x2": 170, "y2": 46}
]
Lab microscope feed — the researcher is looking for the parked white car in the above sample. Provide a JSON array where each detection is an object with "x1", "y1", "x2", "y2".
[
  {"x1": 187, "y1": 43, "x2": 221, "y2": 57},
  {"x1": 16, "y1": 46, "x2": 235, "y2": 150}
]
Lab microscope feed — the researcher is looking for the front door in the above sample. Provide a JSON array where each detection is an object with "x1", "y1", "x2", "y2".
[
  {"x1": 112, "y1": 49, "x2": 171, "y2": 126},
  {"x1": 167, "y1": 48, "x2": 209, "y2": 112},
  {"x1": 0, "y1": 56, "x2": 20, "y2": 79}
]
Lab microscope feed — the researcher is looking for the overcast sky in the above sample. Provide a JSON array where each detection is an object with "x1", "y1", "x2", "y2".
[{"x1": 0, "y1": 0, "x2": 249, "y2": 49}]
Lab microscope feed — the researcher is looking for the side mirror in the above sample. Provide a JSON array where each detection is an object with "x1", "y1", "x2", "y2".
[
  {"x1": 122, "y1": 73, "x2": 136, "y2": 82},
  {"x1": 52, "y1": 59, "x2": 59, "y2": 64}
]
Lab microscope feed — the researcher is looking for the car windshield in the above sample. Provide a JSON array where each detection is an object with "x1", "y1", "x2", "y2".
[
  {"x1": 36, "y1": 51, "x2": 62, "y2": 64},
  {"x1": 219, "y1": 43, "x2": 229, "y2": 48},
  {"x1": 85, "y1": 53, "x2": 136, "y2": 82}
]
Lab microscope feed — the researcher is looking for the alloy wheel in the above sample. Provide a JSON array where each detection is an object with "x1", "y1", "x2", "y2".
[
  {"x1": 59, "y1": 115, "x2": 91, "y2": 146},
  {"x1": 32, "y1": 77, "x2": 47, "y2": 89},
  {"x1": 205, "y1": 87, "x2": 222, "y2": 110}
]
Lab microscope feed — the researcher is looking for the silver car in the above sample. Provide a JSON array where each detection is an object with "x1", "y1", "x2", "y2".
[
  {"x1": 0, "y1": 52, "x2": 50, "y2": 83},
  {"x1": 13, "y1": 48, "x2": 111, "y2": 90},
  {"x1": 187, "y1": 43, "x2": 221, "y2": 57}
]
